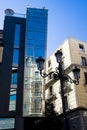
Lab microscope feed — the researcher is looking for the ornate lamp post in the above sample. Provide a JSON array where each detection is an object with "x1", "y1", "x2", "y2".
[{"x1": 36, "y1": 50, "x2": 80, "y2": 130}]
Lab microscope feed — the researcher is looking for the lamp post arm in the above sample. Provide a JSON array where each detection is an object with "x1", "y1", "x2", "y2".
[
  {"x1": 64, "y1": 74, "x2": 79, "y2": 85},
  {"x1": 40, "y1": 70, "x2": 56, "y2": 79}
]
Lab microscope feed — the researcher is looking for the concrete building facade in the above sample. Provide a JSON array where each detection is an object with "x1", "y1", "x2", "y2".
[{"x1": 45, "y1": 37, "x2": 87, "y2": 130}]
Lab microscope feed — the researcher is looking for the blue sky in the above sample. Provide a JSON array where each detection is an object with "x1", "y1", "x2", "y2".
[{"x1": 0, "y1": 0, "x2": 87, "y2": 56}]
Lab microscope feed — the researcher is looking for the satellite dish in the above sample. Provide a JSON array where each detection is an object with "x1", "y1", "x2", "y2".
[{"x1": 5, "y1": 9, "x2": 14, "y2": 15}]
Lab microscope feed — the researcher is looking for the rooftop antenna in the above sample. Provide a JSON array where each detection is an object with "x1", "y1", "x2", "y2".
[{"x1": 42, "y1": 6, "x2": 45, "y2": 9}]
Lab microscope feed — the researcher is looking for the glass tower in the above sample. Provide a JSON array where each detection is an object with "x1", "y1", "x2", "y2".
[{"x1": 23, "y1": 8, "x2": 48, "y2": 116}]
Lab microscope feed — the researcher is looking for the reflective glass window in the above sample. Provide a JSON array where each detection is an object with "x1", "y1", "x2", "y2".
[
  {"x1": 11, "y1": 73, "x2": 18, "y2": 84},
  {"x1": 11, "y1": 68, "x2": 18, "y2": 84},
  {"x1": 14, "y1": 24, "x2": 20, "y2": 47},
  {"x1": 26, "y1": 47, "x2": 34, "y2": 57},
  {"x1": 35, "y1": 46, "x2": 45, "y2": 59},
  {"x1": 9, "y1": 89, "x2": 16, "y2": 111},
  {"x1": 12, "y1": 49, "x2": 19, "y2": 65},
  {"x1": 35, "y1": 71, "x2": 39, "y2": 79},
  {"x1": 34, "y1": 98, "x2": 41, "y2": 112},
  {"x1": 0, "y1": 118, "x2": 15, "y2": 129},
  {"x1": 26, "y1": 31, "x2": 46, "y2": 41},
  {"x1": 26, "y1": 21, "x2": 47, "y2": 30},
  {"x1": 10, "y1": 94, "x2": 16, "y2": 101}
]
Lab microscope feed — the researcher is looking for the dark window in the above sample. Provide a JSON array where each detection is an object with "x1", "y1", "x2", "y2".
[
  {"x1": 49, "y1": 86, "x2": 52, "y2": 96},
  {"x1": 81, "y1": 57, "x2": 87, "y2": 66},
  {"x1": 84, "y1": 72, "x2": 87, "y2": 84},
  {"x1": 79, "y1": 44, "x2": 85, "y2": 52},
  {"x1": 64, "y1": 96, "x2": 68, "y2": 110},
  {"x1": 48, "y1": 60, "x2": 51, "y2": 67}
]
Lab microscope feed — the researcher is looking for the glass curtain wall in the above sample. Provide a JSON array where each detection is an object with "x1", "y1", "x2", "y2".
[{"x1": 23, "y1": 8, "x2": 48, "y2": 116}]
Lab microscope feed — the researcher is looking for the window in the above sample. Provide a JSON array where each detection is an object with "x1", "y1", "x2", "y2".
[
  {"x1": 0, "y1": 118, "x2": 15, "y2": 129},
  {"x1": 31, "y1": 98, "x2": 41, "y2": 113},
  {"x1": 48, "y1": 60, "x2": 51, "y2": 67},
  {"x1": 49, "y1": 86, "x2": 52, "y2": 96},
  {"x1": 34, "y1": 83, "x2": 41, "y2": 96},
  {"x1": 79, "y1": 44, "x2": 85, "y2": 52},
  {"x1": 12, "y1": 49, "x2": 19, "y2": 66},
  {"x1": 9, "y1": 68, "x2": 18, "y2": 111},
  {"x1": 26, "y1": 47, "x2": 34, "y2": 57},
  {"x1": 81, "y1": 57, "x2": 87, "y2": 66},
  {"x1": 34, "y1": 98, "x2": 41, "y2": 113},
  {"x1": 11, "y1": 72, "x2": 18, "y2": 84},
  {"x1": 11, "y1": 68, "x2": 18, "y2": 84},
  {"x1": 84, "y1": 72, "x2": 87, "y2": 84},
  {"x1": 35, "y1": 71, "x2": 39, "y2": 79},
  {"x1": 9, "y1": 89, "x2": 16, "y2": 111},
  {"x1": 14, "y1": 24, "x2": 20, "y2": 48}
]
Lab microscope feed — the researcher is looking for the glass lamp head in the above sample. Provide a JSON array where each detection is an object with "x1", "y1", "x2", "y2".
[
  {"x1": 55, "y1": 50, "x2": 62, "y2": 63},
  {"x1": 36, "y1": 56, "x2": 45, "y2": 71},
  {"x1": 73, "y1": 66, "x2": 80, "y2": 80}
]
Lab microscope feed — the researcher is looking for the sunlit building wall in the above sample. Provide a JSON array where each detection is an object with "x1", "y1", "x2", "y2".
[
  {"x1": 45, "y1": 37, "x2": 87, "y2": 129},
  {"x1": 45, "y1": 37, "x2": 87, "y2": 112}
]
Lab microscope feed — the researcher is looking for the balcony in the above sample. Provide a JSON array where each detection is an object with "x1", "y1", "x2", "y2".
[{"x1": 46, "y1": 93, "x2": 57, "y2": 102}]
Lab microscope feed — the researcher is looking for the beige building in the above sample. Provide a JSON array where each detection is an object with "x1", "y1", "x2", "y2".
[{"x1": 45, "y1": 37, "x2": 87, "y2": 129}]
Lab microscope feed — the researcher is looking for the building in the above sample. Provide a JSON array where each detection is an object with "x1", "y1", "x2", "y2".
[
  {"x1": 45, "y1": 37, "x2": 87, "y2": 130},
  {"x1": 0, "y1": 8, "x2": 48, "y2": 130},
  {"x1": 23, "y1": 8, "x2": 48, "y2": 117}
]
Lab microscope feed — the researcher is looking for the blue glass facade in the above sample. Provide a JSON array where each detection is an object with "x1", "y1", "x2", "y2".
[
  {"x1": 26, "y1": 8, "x2": 48, "y2": 59},
  {"x1": 23, "y1": 8, "x2": 48, "y2": 116}
]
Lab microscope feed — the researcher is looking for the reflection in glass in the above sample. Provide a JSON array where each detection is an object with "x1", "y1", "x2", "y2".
[
  {"x1": 9, "y1": 69, "x2": 18, "y2": 111},
  {"x1": 23, "y1": 8, "x2": 48, "y2": 116},
  {"x1": 14, "y1": 24, "x2": 20, "y2": 48},
  {"x1": 12, "y1": 49, "x2": 19, "y2": 66}
]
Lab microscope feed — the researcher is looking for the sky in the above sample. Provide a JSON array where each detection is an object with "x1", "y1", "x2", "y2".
[{"x1": 0, "y1": 0, "x2": 87, "y2": 57}]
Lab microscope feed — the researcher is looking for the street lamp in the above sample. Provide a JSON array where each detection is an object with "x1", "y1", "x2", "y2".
[{"x1": 36, "y1": 50, "x2": 80, "y2": 130}]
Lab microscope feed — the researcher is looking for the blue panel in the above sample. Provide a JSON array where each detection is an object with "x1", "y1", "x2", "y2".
[
  {"x1": 14, "y1": 24, "x2": 20, "y2": 47},
  {"x1": 11, "y1": 73, "x2": 18, "y2": 84},
  {"x1": 12, "y1": 49, "x2": 19, "y2": 65},
  {"x1": 10, "y1": 94, "x2": 16, "y2": 101}
]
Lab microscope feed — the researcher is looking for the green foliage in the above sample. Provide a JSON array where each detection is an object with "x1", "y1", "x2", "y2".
[{"x1": 33, "y1": 101, "x2": 63, "y2": 130}]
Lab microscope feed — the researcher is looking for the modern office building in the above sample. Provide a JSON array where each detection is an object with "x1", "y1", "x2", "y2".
[
  {"x1": 23, "y1": 8, "x2": 48, "y2": 117},
  {"x1": 45, "y1": 37, "x2": 87, "y2": 130},
  {"x1": 0, "y1": 7, "x2": 48, "y2": 130}
]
